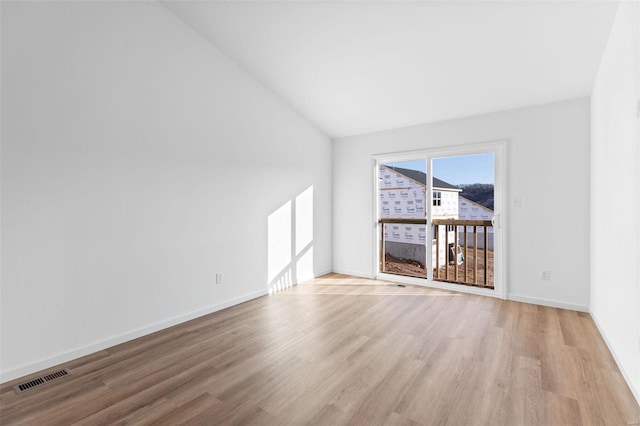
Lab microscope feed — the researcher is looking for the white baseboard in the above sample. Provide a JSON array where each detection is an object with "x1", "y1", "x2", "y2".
[
  {"x1": 0, "y1": 289, "x2": 267, "y2": 384},
  {"x1": 314, "y1": 269, "x2": 333, "y2": 278},
  {"x1": 293, "y1": 270, "x2": 334, "y2": 285},
  {"x1": 507, "y1": 293, "x2": 589, "y2": 312},
  {"x1": 591, "y1": 312, "x2": 640, "y2": 407},
  {"x1": 331, "y1": 268, "x2": 375, "y2": 279}
]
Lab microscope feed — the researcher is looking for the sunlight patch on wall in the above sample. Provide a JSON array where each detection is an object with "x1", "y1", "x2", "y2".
[
  {"x1": 296, "y1": 186, "x2": 313, "y2": 255},
  {"x1": 270, "y1": 268, "x2": 293, "y2": 294},
  {"x1": 267, "y1": 200, "x2": 291, "y2": 283},
  {"x1": 296, "y1": 247, "x2": 314, "y2": 283},
  {"x1": 268, "y1": 186, "x2": 315, "y2": 294}
]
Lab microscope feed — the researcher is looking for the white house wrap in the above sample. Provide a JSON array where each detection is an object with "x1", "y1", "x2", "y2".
[{"x1": 379, "y1": 165, "x2": 461, "y2": 246}]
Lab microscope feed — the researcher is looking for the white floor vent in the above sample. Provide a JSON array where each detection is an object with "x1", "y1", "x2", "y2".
[{"x1": 13, "y1": 368, "x2": 71, "y2": 394}]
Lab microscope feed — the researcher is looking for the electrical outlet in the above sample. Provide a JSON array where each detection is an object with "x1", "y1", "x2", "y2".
[
  {"x1": 540, "y1": 269, "x2": 550, "y2": 281},
  {"x1": 216, "y1": 273, "x2": 223, "y2": 284}
]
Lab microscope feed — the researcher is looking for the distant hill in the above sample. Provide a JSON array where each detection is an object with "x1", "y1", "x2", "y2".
[{"x1": 458, "y1": 183, "x2": 494, "y2": 210}]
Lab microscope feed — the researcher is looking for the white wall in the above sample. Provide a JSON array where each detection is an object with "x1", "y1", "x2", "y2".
[
  {"x1": 0, "y1": 1, "x2": 332, "y2": 382},
  {"x1": 590, "y1": 1, "x2": 640, "y2": 403},
  {"x1": 333, "y1": 98, "x2": 591, "y2": 310}
]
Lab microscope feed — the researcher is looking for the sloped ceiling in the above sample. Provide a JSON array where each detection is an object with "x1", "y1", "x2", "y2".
[{"x1": 163, "y1": 1, "x2": 619, "y2": 138}]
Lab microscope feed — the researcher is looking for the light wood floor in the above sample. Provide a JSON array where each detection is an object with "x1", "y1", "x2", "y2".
[{"x1": 1, "y1": 273, "x2": 639, "y2": 425}]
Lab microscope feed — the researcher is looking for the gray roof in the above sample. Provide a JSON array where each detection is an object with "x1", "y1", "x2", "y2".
[{"x1": 385, "y1": 166, "x2": 459, "y2": 190}]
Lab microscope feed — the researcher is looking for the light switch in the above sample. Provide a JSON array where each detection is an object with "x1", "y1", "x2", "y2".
[{"x1": 513, "y1": 196, "x2": 522, "y2": 208}]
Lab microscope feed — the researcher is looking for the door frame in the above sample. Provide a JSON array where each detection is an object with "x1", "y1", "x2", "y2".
[{"x1": 372, "y1": 139, "x2": 508, "y2": 300}]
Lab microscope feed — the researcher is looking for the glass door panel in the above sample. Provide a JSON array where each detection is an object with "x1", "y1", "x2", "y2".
[
  {"x1": 378, "y1": 160, "x2": 427, "y2": 278},
  {"x1": 431, "y1": 153, "x2": 495, "y2": 289}
]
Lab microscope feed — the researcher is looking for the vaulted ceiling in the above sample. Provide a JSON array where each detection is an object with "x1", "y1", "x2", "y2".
[{"x1": 163, "y1": 1, "x2": 619, "y2": 138}]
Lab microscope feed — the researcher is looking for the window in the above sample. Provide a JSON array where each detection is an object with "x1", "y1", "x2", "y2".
[{"x1": 433, "y1": 191, "x2": 442, "y2": 206}]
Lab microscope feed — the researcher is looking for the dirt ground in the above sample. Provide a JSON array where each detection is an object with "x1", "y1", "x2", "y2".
[
  {"x1": 383, "y1": 254, "x2": 427, "y2": 277},
  {"x1": 383, "y1": 248, "x2": 494, "y2": 289}
]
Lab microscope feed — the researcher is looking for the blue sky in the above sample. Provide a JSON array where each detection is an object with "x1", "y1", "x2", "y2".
[{"x1": 385, "y1": 153, "x2": 494, "y2": 185}]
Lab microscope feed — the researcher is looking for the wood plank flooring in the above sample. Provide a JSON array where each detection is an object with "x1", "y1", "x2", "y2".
[{"x1": 1, "y1": 273, "x2": 639, "y2": 425}]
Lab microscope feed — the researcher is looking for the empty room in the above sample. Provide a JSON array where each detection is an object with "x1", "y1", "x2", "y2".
[{"x1": 1, "y1": 0, "x2": 639, "y2": 424}]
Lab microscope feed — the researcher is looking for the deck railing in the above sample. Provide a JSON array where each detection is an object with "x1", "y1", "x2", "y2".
[
  {"x1": 432, "y1": 219, "x2": 493, "y2": 288},
  {"x1": 379, "y1": 218, "x2": 494, "y2": 289}
]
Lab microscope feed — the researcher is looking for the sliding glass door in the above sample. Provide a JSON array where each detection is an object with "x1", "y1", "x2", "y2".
[{"x1": 374, "y1": 142, "x2": 505, "y2": 298}]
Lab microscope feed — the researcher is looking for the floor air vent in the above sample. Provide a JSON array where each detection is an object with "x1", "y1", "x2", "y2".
[{"x1": 13, "y1": 368, "x2": 71, "y2": 394}]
